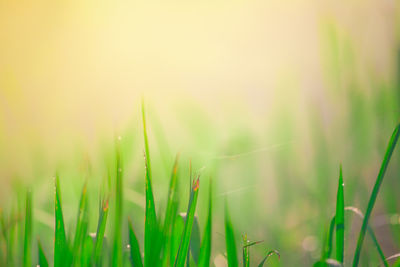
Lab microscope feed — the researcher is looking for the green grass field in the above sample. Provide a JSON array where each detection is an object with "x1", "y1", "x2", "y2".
[
  {"x1": 1, "y1": 4, "x2": 400, "y2": 267},
  {"x1": 1, "y1": 98, "x2": 400, "y2": 266}
]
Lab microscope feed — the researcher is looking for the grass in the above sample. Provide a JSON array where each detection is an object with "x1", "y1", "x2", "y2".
[{"x1": 1, "y1": 104, "x2": 400, "y2": 266}]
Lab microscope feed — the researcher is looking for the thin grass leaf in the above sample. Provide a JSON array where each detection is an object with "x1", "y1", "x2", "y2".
[
  {"x1": 94, "y1": 198, "x2": 109, "y2": 266},
  {"x1": 322, "y1": 216, "x2": 336, "y2": 260},
  {"x1": 112, "y1": 140, "x2": 123, "y2": 267},
  {"x1": 82, "y1": 235, "x2": 94, "y2": 267},
  {"x1": 190, "y1": 217, "x2": 201, "y2": 264},
  {"x1": 225, "y1": 200, "x2": 238, "y2": 267},
  {"x1": 335, "y1": 165, "x2": 344, "y2": 263},
  {"x1": 242, "y1": 235, "x2": 250, "y2": 267},
  {"x1": 54, "y1": 175, "x2": 69, "y2": 267},
  {"x1": 23, "y1": 189, "x2": 32, "y2": 267},
  {"x1": 258, "y1": 250, "x2": 280, "y2": 267},
  {"x1": 345, "y1": 206, "x2": 388, "y2": 267},
  {"x1": 170, "y1": 214, "x2": 185, "y2": 267},
  {"x1": 161, "y1": 155, "x2": 180, "y2": 266},
  {"x1": 198, "y1": 180, "x2": 212, "y2": 267},
  {"x1": 174, "y1": 178, "x2": 200, "y2": 267},
  {"x1": 142, "y1": 100, "x2": 158, "y2": 267},
  {"x1": 128, "y1": 218, "x2": 143, "y2": 267},
  {"x1": 38, "y1": 239, "x2": 49, "y2": 267},
  {"x1": 163, "y1": 155, "x2": 180, "y2": 237},
  {"x1": 353, "y1": 123, "x2": 400, "y2": 267},
  {"x1": 72, "y1": 182, "x2": 88, "y2": 264}
]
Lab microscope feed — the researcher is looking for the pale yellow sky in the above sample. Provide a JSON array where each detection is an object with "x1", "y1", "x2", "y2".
[{"x1": 0, "y1": 0, "x2": 396, "y2": 191}]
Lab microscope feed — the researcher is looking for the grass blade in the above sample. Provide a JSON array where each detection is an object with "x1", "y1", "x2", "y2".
[
  {"x1": 190, "y1": 217, "x2": 201, "y2": 264},
  {"x1": 161, "y1": 154, "x2": 180, "y2": 267},
  {"x1": 82, "y1": 235, "x2": 94, "y2": 267},
  {"x1": 335, "y1": 165, "x2": 344, "y2": 263},
  {"x1": 353, "y1": 123, "x2": 400, "y2": 267},
  {"x1": 94, "y1": 197, "x2": 109, "y2": 265},
  {"x1": 23, "y1": 189, "x2": 32, "y2": 267},
  {"x1": 345, "y1": 206, "x2": 388, "y2": 267},
  {"x1": 198, "y1": 180, "x2": 212, "y2": 267},
  {"x1": 38, "y1": 239, "x2": 49, "y2": 267},
  {"x1": 163, "y1": 154, "x2": 180, "y2": 238},
  {"x1": 258, "y1": 250, "x2": 280, "y2": 267},
  {"x1": 174, "y1": 178, "x2": 200, "y2": 267},
  {"x1": 72, "y1": 183, "x2": 88, "y2": 264},
  {"x1": 225, "y1": 200, "x2": 238, "y2": 267},
  {"x1": 54, "y1": 175, "x2": 69, "y2": 267},
  {"x1": 322, "y1": 216, "x2": 335, "y2": 260},
  {"x1": 142, "y1": 100, "x2": 158, "y2": 267},
  {"x1": 128, "y1": 218, "x2": 144, "y2": 267},
  {"x1": 112, "y1": 140, "x2": 123, "y2": 267},
  {"x1": 242, "y1": 234, "x2": 250, "y2": 267}
]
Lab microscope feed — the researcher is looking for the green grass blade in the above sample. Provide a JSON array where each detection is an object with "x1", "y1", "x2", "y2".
[
  {"x1": 353, "y1": 123, "x2": 400, "y2": 267},
  {"x1": 242, "y1": 234, "x2": 250, "y2": 267},
  {"x1": 54, "y1": 175, "x2": 69, "y2": 267},
  {"x1": 258, "y1": 250, "x2": 280, "y2": 267},
  {"x1": 225, "y1": 200, "x2": 238, "y2": 267},
  {"x1": 94, "y1": 198, "x2": 109, "y2": 266},
  {"x1": 72, "y1": 183, "x2": 88, "y2": 263},
  {"x1": 163, "y1": 155, "x2": 180, "y2": 237},
  {"x1": 335, "y1": 165, "x2": 344, "y2": 263},
  {"x1": 23, "y1": 189, "x2": 32, "y2": 267},
  {"x1": 161, "y1": 155, "x2": 180, "y2": 267},
  {"x1": 174, "y1": 178, "x2": 200, "y2": 267},
  {"x1": 82, "y1": 235, "x2": 94, "y2": 267},
  {"x1": 38, "y1": 239, "x2": 49, "y2": 267},
  {"x1": 190, "y1": 217, "x2": 201, "y2": 264},
  {"x1": 345, "y1": 206, "x2": 388, "y2": 267},
  {"x1": 322, "y1": 216, "x2": 335, "y2": 260},
  {"x1": 112, "y1": 141, "x2": 123, "y2": 267},
  {"x1": 128, "y1": 218, "x2": 144, "y2": 267},
  {"x1": 198, "y1": 180, "x2": 212, "y2": 267},
  {"x1": 142, "y1": 100, "x2": 158, "y2": 267}
]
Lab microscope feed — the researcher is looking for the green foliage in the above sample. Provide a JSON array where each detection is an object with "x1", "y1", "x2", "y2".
[
  {"x1": 335, "y1": 166, "x2": 344, "y2": 263},
  {"x1": 225, "y1": 200, "x2": 238, "y2": 267},
  {"x1": 353, "y1": 123, "x2": 400, "y2": 267},
  {"x1": 198, "y1": 180, "x2": 212, "y2": 267},
  {"x1": 23, "y1": 190, "x2": 32, "y2": 267},
  {"x1": 174, "y1": 178, "x2": 200, "y2": 267},
  {"x1": 54, "y1": 175, "x2": 70, "y2": 267},
  {"x1": 142, "y1": 100, "x2": 159, "y2": 267},
  {"x1": 128, "y1": 218, "x2": 143, "y2": 267}
]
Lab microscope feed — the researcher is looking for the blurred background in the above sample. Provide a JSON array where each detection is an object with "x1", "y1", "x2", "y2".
[{"x1": 1, "y1": 0, "x2": 400, "y2": 266}]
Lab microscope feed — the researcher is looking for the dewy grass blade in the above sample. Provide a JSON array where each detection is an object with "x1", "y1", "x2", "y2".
[
  {"x1": 174, "y1": 178, "x2": 200, "y2": 267},
  {"x1": 23, "y1": 189, "x2": 32, "y2": 267},
  {"x1": 335, "y1": 165, "x2": 344, "y2": 263},
  {"x1": 54, "y1": 175, "x2": 69, "y2": 267},
  {"x1": 94, "y1": 197, "x2": 109, "y2": 266},
  {"x1": 72, "y1": 182, "x2": 88, "y2": 263},
  {"x1": 225, "y1": 200, "x2": 238, "y2": 267},
  {"x1": 353, "y1": 123, "x2": 400, "y2": 267},
  {"x1": 38, "y1": 239, "x2": 49, "y2": 267},
  {"x1": 113, "y1": 140, "x2": 123, "y2": 267},
  {"x1": 258, "y1": 250, "x2": 280, "y2": 267},
  {"x1": 128, "y1": 218, "x2": 144, "y2": 267},
  {"x1": 198, "y1": 180, "x2": 212, "y2": 267},
  {"x1": 142, "y1": 100, "x2": 158, "y2": 267}
]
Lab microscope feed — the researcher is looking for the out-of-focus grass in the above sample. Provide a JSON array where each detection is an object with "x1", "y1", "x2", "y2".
[{"x1": 0, "y1": 17, "x2": 400, "y2": 267}]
